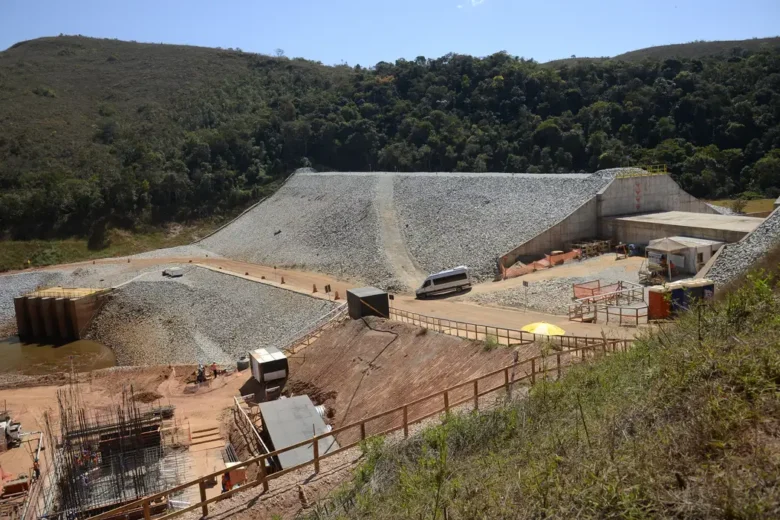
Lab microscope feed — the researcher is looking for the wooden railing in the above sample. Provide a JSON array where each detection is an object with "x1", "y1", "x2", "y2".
[
  {"x1": 232, "y1": 396, "x2": 270, "y2": 456},
  {"x1": 604, "y1": 305, "x2": 649, "y2": 327},
  {"x1": 389, "y1": 307, "x2": 630, "y2": 350},
  {"x1": 568, "y1": 282, "x2": 645, "y2": 326},
  {"x1": 88, "y1": 336, "x2": 632, "y2": 520},
  {"x1": 277, "y1": 303, "x2": 348, "y2": 354}
]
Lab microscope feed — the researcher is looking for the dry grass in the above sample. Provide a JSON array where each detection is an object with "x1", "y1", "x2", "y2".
[
  {"x1": 709, "y1": 198, "x2": 777, "y2": 214},
  {"x1": 309, "y1": 269, "x2": 780, "y2": 519}
]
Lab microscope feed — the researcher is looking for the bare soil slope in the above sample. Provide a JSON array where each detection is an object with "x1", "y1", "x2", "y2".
[{"x1": 287, "y1": 317, "x2": 537, "y2": 442}]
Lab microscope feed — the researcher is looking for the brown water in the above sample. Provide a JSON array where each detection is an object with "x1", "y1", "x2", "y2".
[{"x1": 0, "y1": 336, "x2": 117, "y2": 375}]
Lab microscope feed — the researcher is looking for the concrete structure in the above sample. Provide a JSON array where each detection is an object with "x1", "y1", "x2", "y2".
[
  {"x1": 500, "y1": 173, "x2": 720, "y2": 267},
  {"x1": 14, "y1": 287, "x2": 110, "y2": 343},
  {"x1": 602, "y1": 211, "x2": 763, "y2": 246},
  {"x1": 258, "y1": 395, "x2": 338, "y2": 471},
  {"x1": 646, "y1": 236, "x2": 724, "y2": 275},
  {"x1": 347, "y1": 287, "x2": 390, "y2": 319},
  {"x1": 596, "y1": 174, "x2": 717, "y2": 219},
  {"x1": 775, "y1": 196, "x2": 780, "y2": 210}
]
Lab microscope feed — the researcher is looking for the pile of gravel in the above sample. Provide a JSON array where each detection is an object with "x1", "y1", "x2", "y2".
[
  {"x1": 87, "y1": 267, "x2": 337, "y2": 366},
  {"x1": 202, "y1": 171, "x2": 611, "y2": 288},
  {"x1": 0, "y1": 271, "x2": 61, "y2": 329},
  {"x1": 394, "y1": 173, "x2": 609, "y2": 281},
  {"x1": 707, "y1": 208, "x2": 780, "y2": 285},
  {"x1": 129, "y1": 244, "x2": 219, "y2": 259},
  {"x1": 466, "y1": 259, "x2": 641, "y2": 314},
  {"x1": 201, "y1": 172, "x2": 395, "y2": 288},
  {"x1": 0, "y1": 264, "x2": 170, "y2": 333},
  {"x1": 706, "y1": 203, "x2": 736, "y2": 216}
]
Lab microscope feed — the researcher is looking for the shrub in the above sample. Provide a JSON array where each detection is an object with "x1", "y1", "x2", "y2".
[{"x1": 32, "y1": 86, "x2": 56, "y2": 97}]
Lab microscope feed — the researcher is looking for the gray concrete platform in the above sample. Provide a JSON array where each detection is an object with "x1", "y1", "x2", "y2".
[{"x1": 602, "y1": 211, "x2": 764, "y2": 244}]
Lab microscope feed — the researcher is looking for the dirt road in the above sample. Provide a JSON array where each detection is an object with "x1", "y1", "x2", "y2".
[
  {"x1": 23, "y1": 254, "x2": 637, "y2": 338},
  {"x1": 375, "y1": 174, "x2": 426, "y2": 290}
]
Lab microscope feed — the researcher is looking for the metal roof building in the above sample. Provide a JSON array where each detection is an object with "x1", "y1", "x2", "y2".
[{"x1": 258, "y1": 396, "x2": 338, "y2": 470}]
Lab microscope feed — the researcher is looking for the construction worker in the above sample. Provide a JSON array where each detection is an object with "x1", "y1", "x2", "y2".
[
  {"x1": 211, "y1": 362, "x2": 219, "y2": 378},
  {"x1": 33, "y1": 458, "x2": 40, "y2": 480},
  {"x1": 221, "y1": 472, "x2": 232, "y2": 493}
]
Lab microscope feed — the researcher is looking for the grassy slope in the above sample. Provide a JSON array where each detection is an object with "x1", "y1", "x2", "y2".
[
  {"x1": 545, "y1": 36, "x2": 780, "y2": 66},
  {"x1": 313, "y1": 265, "x2": 780, "y2": 519},
  {"x1": 0, "y1": 221, "x2": 219, "y2": 272},
  {"x1": 709, "y1": 198, "x2": 777, "y2": 214},
  {"x1": 0, "y1": 36, "x2": 279, "y2": 177}
]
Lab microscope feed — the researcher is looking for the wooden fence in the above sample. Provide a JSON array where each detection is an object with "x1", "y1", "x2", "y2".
[
  {"x1": 389, "y1": 307, "x2": 630, "y2": 350},
  {"x1": 89, "y1": 337, "x2": 631, "y2": 520}
]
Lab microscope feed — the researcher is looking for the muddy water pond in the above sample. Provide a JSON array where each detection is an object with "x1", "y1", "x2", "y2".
[{"x1": 0, "y1": 336, "x2": 116, "y2": 375}]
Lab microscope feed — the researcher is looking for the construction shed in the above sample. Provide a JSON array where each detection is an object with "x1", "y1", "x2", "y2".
[
  {"x1": 346, "y1": 287, "x2": 389, "y2": 319},
  {"x1": 258, "y1": 396, "x2": 338, "y2": 471},
  {"x1": 646, "y1": 236, "x2": 724, "y2": 276}
]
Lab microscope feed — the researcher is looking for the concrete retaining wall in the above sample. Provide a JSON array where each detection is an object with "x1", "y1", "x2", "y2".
[
  {"x1": 601, "y1": 218, "x2": 749, "y2": 245},
  {"x1": 501, "y1": 197, "x2": 598, "y2": 267},
  {"x1": 15, "y1": 291, "x2": 110, "y2": 343},
  {"x1": 597, "y1": 175, "x2": 718, "y2": 218},
  {"x1": 499, "y1": 175, "x2": 717, "y2": 267}
]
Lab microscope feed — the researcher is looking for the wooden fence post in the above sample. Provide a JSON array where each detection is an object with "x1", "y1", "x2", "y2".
[
  {"x1": 473, "y1": 380, "x2": 479, "y2": 410},
  {"x1": 143, "y1": 502, "x2": 151, "y2": 520},
  {"x1": 313, "y1": 437, "x2": 320, "y2": 474},
  {"x1": 360, "y1": 422, "x2": 366, "y2": 441},
  {"x1": 531, "y1": 358, "x2": 536, "y2": 384},
  {"x1": 444, "y1": 391, "x2": 450, "y2": 415},
  {"x1": 199, "y1": 480, "x2": 208, "y2": 517},
  {"x1": 403, "y1": 406, "x2": 409, "y2": 438},
  {"x1": 258, "y1": 457, "x2": 269, "y2": 492},
  {"x1": 556, "y1": 354, "x2": 561, "y2": 379},
  {"x1": 504, "y1": 367, "x2": 510, "y2": 395}
]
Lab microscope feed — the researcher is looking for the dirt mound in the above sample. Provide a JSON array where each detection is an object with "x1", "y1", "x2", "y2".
[
  {"x1": 286, "y1": 317, "x2": 539, "y2": 442},
  {"x1": 133, "y1": 390, "x2": 163, "y2": 403}
]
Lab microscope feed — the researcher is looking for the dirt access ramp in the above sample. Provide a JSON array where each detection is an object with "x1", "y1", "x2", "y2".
[{"x1": 287, "y1": 317, "x2": 537, "y2": 444}]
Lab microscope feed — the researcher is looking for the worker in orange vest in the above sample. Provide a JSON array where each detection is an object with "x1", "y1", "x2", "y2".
[{"x1": 221, "y1": 472, "x2": 232, "y2": 493}]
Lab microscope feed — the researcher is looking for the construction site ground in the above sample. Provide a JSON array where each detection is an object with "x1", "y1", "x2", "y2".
[
  {"x1": 1, "y1": 252, "x2": 644, "y2": 518},
  {"x1": 17, "y1": 253, "x2": 638, "y2": 338},
  {"x1": 0, "y1": 366, "x2": 249, "y2": 506},
  {"x1": 286, "y1": 317, "x2": 536, "y2": 442}
]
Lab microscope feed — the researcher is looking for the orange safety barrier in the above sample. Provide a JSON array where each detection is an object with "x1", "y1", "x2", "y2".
[
  {"x1": 501, "y1": 249, "x2": 581, "y2": 280},
  {"x1": 573, "y1": 280, "x2": 621, "y2": 300}
]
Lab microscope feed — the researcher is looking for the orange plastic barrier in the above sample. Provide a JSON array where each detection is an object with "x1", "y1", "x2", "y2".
[
  {"x1": 501, "y1": 249, "x2": 581, "y2": 280},
  {"x1": 573, "y1": 280, "x2": 621, "y2": 300}
]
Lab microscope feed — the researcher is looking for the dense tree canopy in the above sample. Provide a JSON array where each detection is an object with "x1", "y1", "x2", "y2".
[{"x1": 1, "y1": 37, "x2": 780, "y2": 241}]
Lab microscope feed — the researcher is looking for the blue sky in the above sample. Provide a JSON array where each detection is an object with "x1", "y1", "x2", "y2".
[{"x1": 2, "y1": 0, "x2": 778, "y2": 65}]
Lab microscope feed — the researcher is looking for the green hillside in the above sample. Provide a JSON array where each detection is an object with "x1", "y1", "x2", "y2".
[
  {"x1": 308, "y1": 257, "x2": 780, "y2": 519},
  {"x1": 546, "y1": 36, "x2": 780, "y2": 66},
  {"x1": 1, "y1": 36, "x2": 780, "y2": 242}
]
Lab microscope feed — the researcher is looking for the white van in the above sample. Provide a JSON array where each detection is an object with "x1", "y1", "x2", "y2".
[{"x1": 415, "y1": 266, "x2": 472, "y2": 299}]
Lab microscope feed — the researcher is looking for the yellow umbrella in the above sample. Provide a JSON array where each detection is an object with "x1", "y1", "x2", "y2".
[{"x1": 521, "y1": 322, "x2": 566, "y2": 336}]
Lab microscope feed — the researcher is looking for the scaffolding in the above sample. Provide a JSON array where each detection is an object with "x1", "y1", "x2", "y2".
[
  {"x1": 32, "y1": 384, "x2": 193, "y2": 520},
  {"x1": 570, "y1": 239, "x2": 612, "y2": 259}
]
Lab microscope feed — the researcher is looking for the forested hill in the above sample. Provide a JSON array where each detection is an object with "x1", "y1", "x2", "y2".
[
  {"x1": 545, "y1": 36, "x2": 780, "y2": 66},
  {"x1": 1, "y1": 36, "x2": 780, "y2": 241}
]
